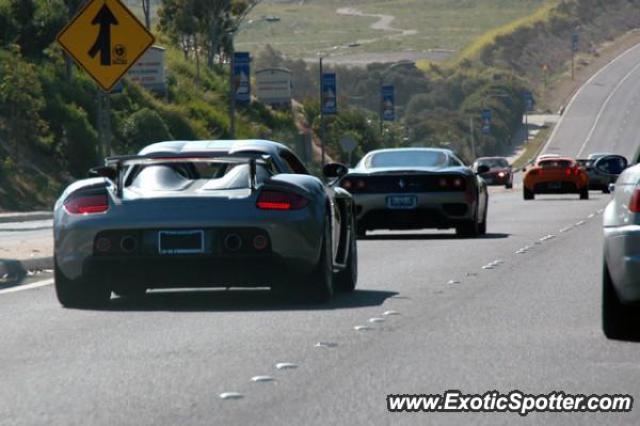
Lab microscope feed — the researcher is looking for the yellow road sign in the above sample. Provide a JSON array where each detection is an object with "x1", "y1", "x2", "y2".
[{"x1": 57, "y1": 0, "x2": 155, "y2": 92}]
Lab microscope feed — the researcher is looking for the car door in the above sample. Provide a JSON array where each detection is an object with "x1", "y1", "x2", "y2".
[{"x1": 593, "y1": 155, "x2": 628, "y2": 185}]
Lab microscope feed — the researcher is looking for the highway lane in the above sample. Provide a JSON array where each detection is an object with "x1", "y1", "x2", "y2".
[
  {"x1": 0, "y1": 189, "x2": 618, "y2": 425},
  {"x1": 3, "y1": 43, "x2": 640, "y2": 425},
  {"x1": 544, "y1": 42, "x2": 640, "y2": 161}
]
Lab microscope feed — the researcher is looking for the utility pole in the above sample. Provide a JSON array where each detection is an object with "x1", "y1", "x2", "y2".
[
  {"x1": 229, "y1": 39, "x2": 236, "y2": 139},
  {"x1": 97, "y1": 91, "x2": 112, "y2": 159},
  {"x1": 469, "y1": 116, "x2": 476, "y2": 160},
  {"x1": 319, "y1": 56, "x2": 325, "y2": 166}
]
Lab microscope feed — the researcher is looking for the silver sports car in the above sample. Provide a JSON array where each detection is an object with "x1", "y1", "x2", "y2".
[
  {"x1": 340, "y1": 148, "x2": 489, "y2": 237},
  {"x1": 602, "y1": 162, "x2": 640, "y2": 339},
  {"x1": 53, "y1": 139, "x2": 358, "y2": 307}
]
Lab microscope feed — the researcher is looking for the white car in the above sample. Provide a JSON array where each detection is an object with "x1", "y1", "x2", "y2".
[{"x1": 602, "y1": 162, "x2": 640, "y2": 339}]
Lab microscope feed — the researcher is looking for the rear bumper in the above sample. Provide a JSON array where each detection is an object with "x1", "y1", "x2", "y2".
[
  {"x1": 81, "y1": 254, "x2": 310, "y2": 289},
  {"x1": 532, "y1": 181, "x2": 580, "y2": 194},
  {"x1": 605, "y1": 225, "x2": 640, "y2": 304},
  {"x1": 481, "y1": 174, "x2": 510, "y2": 185},
  {"x1": 353, "y1": 192, "x2": 475, "y2": 230}
]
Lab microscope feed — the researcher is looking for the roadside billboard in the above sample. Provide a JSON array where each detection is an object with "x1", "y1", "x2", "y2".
[
  {"x1": 255, "y1": 68, "x2": 292, "y2": 108},
  {"x1": 125, "y1": 45, "x2": 166, "y2": 94}
]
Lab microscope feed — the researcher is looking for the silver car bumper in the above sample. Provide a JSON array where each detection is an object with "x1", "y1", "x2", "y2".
[
  {"x1": 353, "y1": 192, "x2": 475, "y2": 230},
  {"x1": 54, "y1": 207, "x2": 322, "y2": 283},
  {"x1": 605, "y1": 224, "x2": 640, "y2": 304}
]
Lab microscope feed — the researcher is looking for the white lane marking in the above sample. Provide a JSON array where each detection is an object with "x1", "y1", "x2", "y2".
[
  {"x1": 576, "y1": 220, "x2": 586, "y2": 226},
  {"x1": 219, "y1": 392, "x2": 243, "y2": 400},
  {"x1": 576, "y1": 59, "x2": 640, "y2": 157},
  {"x1": 588, "y1": 213, "x2": 595, "y2": 218},
  {"x1": 447, "y1": 280, "x2": 461, "y2": 285},
  {"x1": 368, "y1": 317, "x2": 385, "y2": 323},
  {"x1": 382, "y1": 310, "x2": 400, "y2": 316},
  {"x1": 540, "y1": 42, "x2": 640, "y2": 156},
  {"x1": 275, "y1": 362, "x2": 298, "y2": 370},
  {"x1": 251, "y1": 376, "x2": 275, "y2": 383},
  {"x1": 314, "y1": 342, "x2": 338, "y2": 348},
  {"x1": 354, "y1": 325, "x2": 372, "y2": 331},
  {"x1": 0, "y1": 278, "x2": 54, "y2": 295}
]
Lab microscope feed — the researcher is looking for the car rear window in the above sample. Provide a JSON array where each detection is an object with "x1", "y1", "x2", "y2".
[
  {"x1": 368, "y1": 150, "x2": 448, "y2": 168},
  {"x1": 538, "y1": 160, "x2": 572, "y2": 168},
  {"x1": 477, "y1": 158, "x2": 508, "y2": 168}
]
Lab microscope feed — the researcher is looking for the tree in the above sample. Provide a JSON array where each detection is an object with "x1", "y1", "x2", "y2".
[{"x1": 0, "y1": 45, "x2": 47, "y2": 160}]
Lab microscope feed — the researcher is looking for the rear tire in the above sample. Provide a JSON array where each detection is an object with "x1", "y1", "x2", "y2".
[
  {"x1": 335, "y1": 219, "x2": 358, "y2": 293},
  {"x1": 505, "y1": 182, "x2": 513, "y2": 189},
  {"x1": 602, "y1": 262, "x2": 638, "y2": 340},
  {"x1": 456, "y1": 216, "x2": 479, "y2": 238},
  {"x1": 55, "y1": 260, "x2": 110, "y2": 308},
  {"x1": 602, "y1": 186, "x2": 610, "y2": 194},
  {"x1": 307, "y1": 220, "x2": 334, "y2": 303},
  {"x1": 523, "y1": 187, "x2": 534, "y2": 200},
  {"x1": 580, "y1": 187, "x2": 589, "y2": 200}
]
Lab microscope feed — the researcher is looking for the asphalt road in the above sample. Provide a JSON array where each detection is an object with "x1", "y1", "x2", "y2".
[{"x1": 3, "y1": 46, "x2": 640, "y2": 425}]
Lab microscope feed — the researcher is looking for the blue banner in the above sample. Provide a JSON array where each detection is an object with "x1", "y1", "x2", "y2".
[
  {"x1": 481, "y1": 108, "x2": 492, "y2": 134},
  {"x1": 382, "y1": 85, "x2": 395, "y2": 121},
  {"x1": 233, "y1": 52, "x2": 251, "y2": 105},
  {"x1": 321, "y1": 73, "x2": 337, "y2": 115},
  {"x1": 523, "y1": 91, "x2": 534, "y2": 112}
]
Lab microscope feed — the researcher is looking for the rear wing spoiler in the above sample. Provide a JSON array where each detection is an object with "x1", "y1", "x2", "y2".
[{"x1": 104, "y1": 152, "x2": 273, "y2": 197}]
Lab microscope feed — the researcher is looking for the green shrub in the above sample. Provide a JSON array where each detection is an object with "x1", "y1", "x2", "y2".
[{"x1": 122, "y1": 108, "x2": 174, "y2": 153}]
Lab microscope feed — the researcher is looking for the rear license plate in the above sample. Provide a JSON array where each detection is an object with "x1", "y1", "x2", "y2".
[
  {"x1": 159, "y1": 230, "x2": 205, "y2": 254},
  {"x1": 387, "y1": 195, "x2": 417, "y2": 210},
  {"x1": 548, "y1": 182, "x2": 562, "y2": 189}
]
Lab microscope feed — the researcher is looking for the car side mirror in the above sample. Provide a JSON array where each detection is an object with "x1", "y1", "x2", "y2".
[
  {"x1": 594, "y1": 155, "x2": 628, "y2": 176},
  {"x1": 323, "y1": 162, "x2": 348, "y2": 179},
  {"x1": 476, "y1": 165, "x2": 490, "y2": 174},
  {"x1": 608, "y1": 183, "x2": 616, "y2": 193},
  {"x1": 88, "y1": 166, "x2": 117, "y2": 180}
]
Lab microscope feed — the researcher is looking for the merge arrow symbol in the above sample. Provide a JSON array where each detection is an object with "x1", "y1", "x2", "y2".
[{"x1": 88, "y1": 4, "x2": 118, "y2": 66}]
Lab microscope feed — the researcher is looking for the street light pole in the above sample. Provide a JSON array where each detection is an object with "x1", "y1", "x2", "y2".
[
  {"x1": 228, "y1": 36, "x2": 236, "y2": 139},
  {"x1": 319, "y1": 56, "x2": 325, "y2": 166}
]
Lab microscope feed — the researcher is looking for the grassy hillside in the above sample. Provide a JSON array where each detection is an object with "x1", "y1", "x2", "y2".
[{"x1": 236, "y1": 0, "x2": 551, "y2": 60}]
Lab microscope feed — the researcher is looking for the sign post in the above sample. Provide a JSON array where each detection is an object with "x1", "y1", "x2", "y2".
[
  {"x1": 57, "y1": 0, "x2": 154, "y2": 156},
  {"x1": 381, "y1": 85, "x2": 395, "y2": 123},
  {"x1": 57, "y1": 0, "x2": 155, "y2": 92},
  {"x1": 233, "y1": 52, "x2": 251, "y2": 106},
  {"x1": 523, "y1": 91, "x2": 534, "y2": 141},
  {"x1": 320, "y1": 71, "x2": 337, "y2": 167},
  {"x1": 481, "y1": 109, "x2": 492, "y2": 135}
]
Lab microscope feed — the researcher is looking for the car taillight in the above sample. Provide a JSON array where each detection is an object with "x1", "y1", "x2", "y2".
[
  {"x1": 63, "y1": 194, "x2": 109, "y2": 215},
  {"x1": 256, "y1": 190, "x2": 309, "y2": 210},
  {"x1": 341, "y1": 179, "x2": 353, "y2": 190},
  {"x1": 356, "y1": 179, "x2": 366, "y2": 190},
  {"x1": 565, "y1": 168, "x2": 572, "y2": 176},
  {"x1": 630, "y1": 189, "x2": 640, "y2": 213}
]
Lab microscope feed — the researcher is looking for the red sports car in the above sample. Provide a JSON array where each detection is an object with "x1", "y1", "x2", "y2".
[{"x1": 473, "y1": 157, "x2": 513, "y2": 189}]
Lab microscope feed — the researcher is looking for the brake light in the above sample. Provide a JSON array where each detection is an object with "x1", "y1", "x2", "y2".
[
  {"x1": 257, "y1": 190, "x2": 309, "y2": 210},
  {"x1": 341, "y1": 179, "x2": 353, "y2": 190},
  {"x1": 630, "y1": 189, "x2": 640, "y2": 213},
  {"x1": 565, "y1": 168, "x2": 572, "y2": 176},
  {"x1": 356, "y1": 179, "x2": 366, "y2": 190},
  {"x1": 64, "y1": 194, "x2": 109, "y2": 215}
]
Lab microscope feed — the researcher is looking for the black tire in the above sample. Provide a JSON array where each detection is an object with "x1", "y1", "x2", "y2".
[
  {"x1": 356, "y1": 225, "x2": 366, "y2": 239},
  {"x1": 335, "y1": 218, "x2": 358, "y2": 292},
  {"x1": 602, "y1": 262, "x2": 639, "y2": 340},
  {"x1": 456, "y1": 217, "x2": 479, "y2": 238},
  {"x1": 580, "y1": 187, "x2": 589, "y2": 200},
  {"x1": 602, "y1": 186, "x2": 610, "y2": 194},
  {"x1": 523, "y1": 187, "x2": 534, "y2": 200},
  {"x1": 54, "y1": 260, "x2": 110, "y2": 308},
  {"x1": 478, "y1": 205, "x2": 487, "y2": 236},
  {"x1": 307, "y1": 220, "x2": 334, "y2": 303},
  {"x1": 505, "y1": 182, "x2": 513, "y2": 189}
]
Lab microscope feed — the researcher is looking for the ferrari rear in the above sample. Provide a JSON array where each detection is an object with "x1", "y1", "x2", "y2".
[{"x1": 523, "y1": 157, "x2": 589, "y2": 200}]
